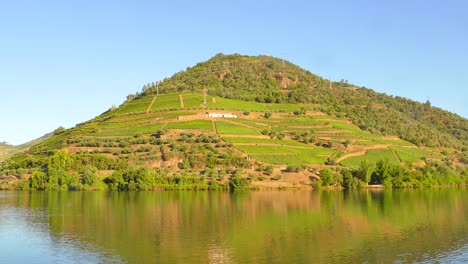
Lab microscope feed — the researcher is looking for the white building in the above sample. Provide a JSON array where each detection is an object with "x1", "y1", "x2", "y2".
[{"x1": 208, "y1": 113, "x2": 237, "y2": 118}]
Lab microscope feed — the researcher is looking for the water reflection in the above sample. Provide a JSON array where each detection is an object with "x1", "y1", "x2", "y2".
[{"x1": 0, "y1": 189, "x2": 466, "y2": 263}]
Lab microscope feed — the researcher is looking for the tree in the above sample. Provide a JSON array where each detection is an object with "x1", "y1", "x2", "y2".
[
  {"x1": 356, "y1": 160, "x2": 375, "y2": 185},
  {"x1": 30, "y1": 171, "x2": 47, "y2": 190},
  {"x1": 319, "y1": 169, "x2": 334, "y2": 186},
  {"x1": 82, "y1": 165, "x2": 99, "y2": 186},
  {"x1": 47, "y1": 151, "x2": 73, "y2": 172},
  {"x1": 229, "y1": 176, "x2": 251, "y2": 190}
]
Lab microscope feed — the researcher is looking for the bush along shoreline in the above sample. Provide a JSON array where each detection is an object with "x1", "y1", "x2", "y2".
[{"x1": 1, "y1": 151, "x2": 466, "y2": 191}]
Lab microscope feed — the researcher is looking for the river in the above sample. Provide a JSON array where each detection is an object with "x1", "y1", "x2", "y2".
[{"x1": 0, "y1": 189, "x2": 466, "y2": 263}]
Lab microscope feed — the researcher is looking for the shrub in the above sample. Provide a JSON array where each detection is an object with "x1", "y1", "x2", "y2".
[
  {"x1": 285, "y1": 164, "x2": 306, "y2": 172},
  {"x1": 229, "y1": 176, "x2": 251, "y2": 190}
]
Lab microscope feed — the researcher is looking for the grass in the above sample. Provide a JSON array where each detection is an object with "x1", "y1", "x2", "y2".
[
  {"x1": 234, "y1": 144, "x2": 333, "y2": 165},
  {"x1": 329, "y1": 121, "x2": 362, "y2": 132},
  {"x1": 112, "y1": 96, "x2": 154, "y2": 116},
  {"x1": 296, "y1": 153, "x2": 328, "y2": 164},
  {"x1": 31, "y1": 134, "x2": 67, "y2": 151},
  {"x1": 391, "y1": 146, "x2": 441, "y2": 159},
  {"x1": 249, "y1": 152, "x2": 329, "y2": 165},
  {"x1": 206, "y1": 97, "x2": 268, "y2": 112},
  {"x1": 182, "y1": 93, "x2": 205, "y2": 109},
  {"x1": 150, "y1": 93, "x2": 182, "y2": 111},
  {"x1": 340, "y1": 149, "x2": 400, "y2": 167},
  {"x1": 181, "y1": 92, "x2": 304, "y2": 112},
  {"x1": 215, "y1": 121, "x2": 261, "y2": 135},
  {"x1": 266, "y1": 103, "x2": 303, "y2": 112},
  {"x1": 291, "y1": 147, "x2": 334, "y2": 155},
  {"x1": 392, "y1": 149, "x2": 422, "y2": 163},
  {"x1": 355, "y1": 139, "x2": 415, "y2": 147},
  {"x1": 166, "y1": 120, "x2": 213, "y2": 131},
  {"x1": 230, "y1": 118, "x2": 270, "y2": 129}
]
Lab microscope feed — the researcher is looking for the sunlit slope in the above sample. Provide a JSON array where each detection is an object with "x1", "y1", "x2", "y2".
[{"x1": 15, "y1": 92, "x2": 445, "y2": 169}]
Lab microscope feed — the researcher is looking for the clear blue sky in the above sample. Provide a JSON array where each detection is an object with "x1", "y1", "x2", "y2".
[{"x1": 1, "y1": 0, "x2": 467, "y2": 145}]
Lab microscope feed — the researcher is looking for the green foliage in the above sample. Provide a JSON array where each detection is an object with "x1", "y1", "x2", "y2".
[
  {"x1": 2, "y1": 53, "x2": 467, "y2": 191},
  {"x1": 340, "y1": 149, "x2": 400, "y2": 167},
  {"x1": 82, "y1": 165, "x2": 99, "y2": 186},
  {"x1": 138, "y1": 54, "x2": 466, "y2": 150},
  {"x1": 355, "y1": 160, "x2": 375, "y2": 184},
  {"x1": 229, "y1": 176, "x2": 251, "y2": 191},
  {"x1": 285, "y1": 164, "x2": 306, "y2": 172},
  {"x1": 48, "y1": 151, "x2": 73, "y2": 171},
  {"x1": 319, "y1": 169, "x2": 334, "y2": 187},
  {"x1": 53, "y1": 126, "x2": 66, "y2": 135},
  {"x1": 30, "y1": 171, "x2": 47, "y2": 190}
]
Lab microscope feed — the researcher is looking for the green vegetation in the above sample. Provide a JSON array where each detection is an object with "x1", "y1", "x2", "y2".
[
  {"x1": 166, "y1": 120, "x2": 213, "y2": 131},
  {"x1": 1, "y1": 53, "x2": 466, "y2": 191},
  {"x1": 140, "y1": 53, "x2": 467, "y2": 150},
  {"x1": 150, "y1": 93, "x2": 181, "y2": 111},
  {"x1": 0, "y1": 132, "x2": 52, "y2": 161},
  {"x1": 340, "y1": 149, "x2": 400, "y2": 167},
  {"x1": 111, "y1": 96, "x2": 154, "y2": 116},
  {"x1": 215, "y1": 121, "x2": 261, "y2": 135}
]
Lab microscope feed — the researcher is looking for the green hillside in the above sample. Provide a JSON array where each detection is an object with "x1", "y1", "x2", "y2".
[
  {"x1": 0, "y1": 132, "x2": 52, "y2": 161},
  {"x1": 1, "y1": 54, "x2": 466, "y2": 190},
  {"x1": 0, "y1": 142, "x2": 18, "y2": 161}
]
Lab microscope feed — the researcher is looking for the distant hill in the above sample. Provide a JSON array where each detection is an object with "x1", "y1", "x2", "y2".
[
  {"x1": 0, "y1": 132, "x2": 53, "y2": 161},
  {"x1": 1, "y1": 54, "x2": 466, "y2": 190},
  {"x1": 0, "y1": 142, "x2": 18, "y2": 161}
]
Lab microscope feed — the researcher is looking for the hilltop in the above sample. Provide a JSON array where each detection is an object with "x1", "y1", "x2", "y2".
[{"x1": 1, "y1": 54, "x2": 466, "y2": 190}]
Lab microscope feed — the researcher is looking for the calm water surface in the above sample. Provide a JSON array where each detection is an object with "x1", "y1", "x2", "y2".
[{"x1": 0, "y1": 190, "x2": 466, "y2": 263}]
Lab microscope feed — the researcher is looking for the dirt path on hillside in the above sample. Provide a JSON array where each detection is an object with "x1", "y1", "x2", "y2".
[
  {"x1": 212, "y1": 120, "x2": 216, "y2": 133},
  {"x1": 391, "y1": 149, "x2": 402, "y2": 162},
  {"x1": 147, "y1": 96, "x2": 157, "y2": 113},
  {"x1": 336, "y1": 151, "x2": 367, "y2": 163},
  {"x1": 179, "y1": 94, "x2": 184, "y2": 109}
]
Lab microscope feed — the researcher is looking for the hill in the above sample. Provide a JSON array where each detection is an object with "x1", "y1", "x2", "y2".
[
  {"x1": 140, "y1": 54, "x2": 467, "y2": 149},
  {"x1": 1, "y1": 54, "x2": 466, "y2": 190},
  {"x1": 0, "y1": 132, "x2": 52, "y2": 161},
  {"x1": 0, "y1": 142, "x2": 17, "y2": 161}
]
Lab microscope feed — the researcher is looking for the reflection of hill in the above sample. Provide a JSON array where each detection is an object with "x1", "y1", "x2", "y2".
[
  {"x1": 0, "y1": 192, "x2": 123, "y2": 263},
  {"x1": 10, "y1": 190, "x2": 468, "y2": 263}
]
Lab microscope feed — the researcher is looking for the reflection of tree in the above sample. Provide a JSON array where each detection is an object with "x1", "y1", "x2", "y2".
[{"x1": 9, "y1": 190, "x2": 468, "y2": 263}]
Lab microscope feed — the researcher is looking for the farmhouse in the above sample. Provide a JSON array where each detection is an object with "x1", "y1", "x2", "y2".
[{"x1": 208, "y1": 112, "x2": 237, "y2": 118}]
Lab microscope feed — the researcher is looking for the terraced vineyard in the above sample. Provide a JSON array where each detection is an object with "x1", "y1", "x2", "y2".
[{"x1": 12, "y1": 92, "x2": 445, "y2": 172}]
